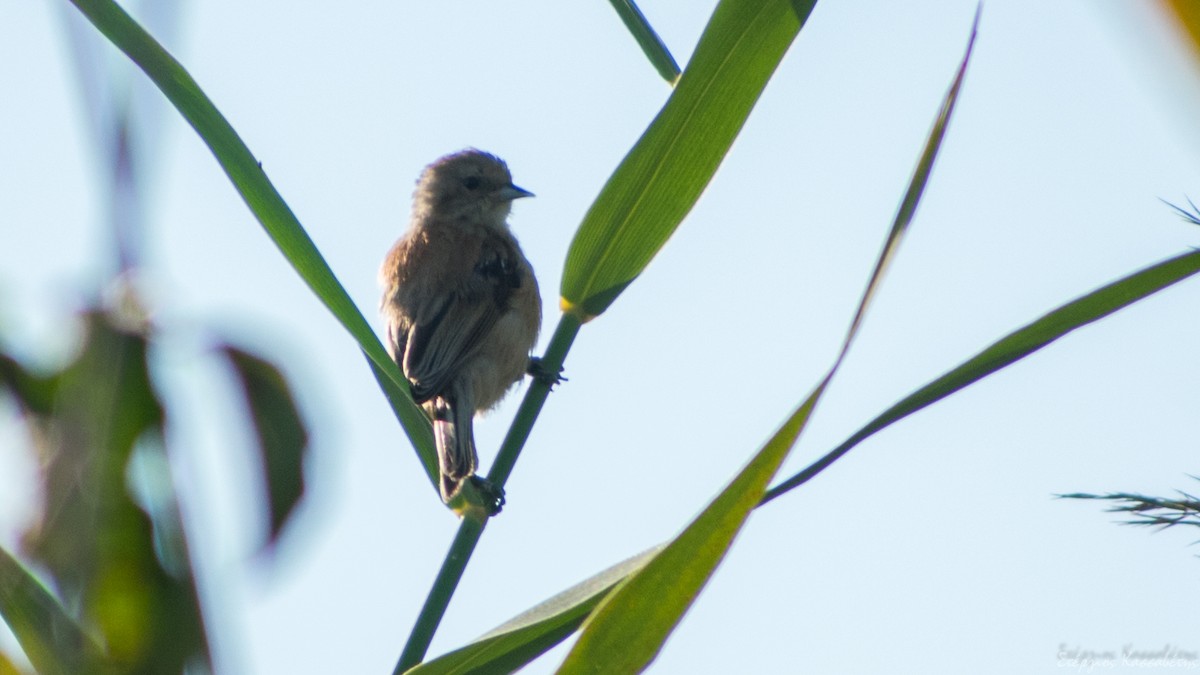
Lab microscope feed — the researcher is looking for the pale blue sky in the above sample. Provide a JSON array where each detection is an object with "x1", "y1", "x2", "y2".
[{"x1": 4, "y1": 1, "x2": 1200, "y2": 673}]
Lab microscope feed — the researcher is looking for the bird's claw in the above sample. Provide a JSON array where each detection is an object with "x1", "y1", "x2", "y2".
[
  {"x1": 469, "y1": 475, "x2": 506, "y2": 516},
  {"x1": 527, "y1": 357, "x2": 566, "y2": 388}
]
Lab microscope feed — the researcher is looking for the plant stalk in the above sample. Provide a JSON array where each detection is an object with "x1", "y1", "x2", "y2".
[{"x1": 394, "y1": 313, "x2": 582, "y2": 673}]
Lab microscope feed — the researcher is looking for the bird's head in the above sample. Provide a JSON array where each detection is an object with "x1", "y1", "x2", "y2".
[{"x1": 413, "y1": 149, "x2": 533, "y2": 226}]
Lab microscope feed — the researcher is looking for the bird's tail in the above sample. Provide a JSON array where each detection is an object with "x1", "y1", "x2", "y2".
[{"x1": 431, "y1": 395, "x2": 477, "y2": 503}]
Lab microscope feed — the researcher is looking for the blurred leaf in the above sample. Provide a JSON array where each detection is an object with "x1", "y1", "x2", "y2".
[
  {"x1": 557, "y1": 14, "x2": 978, "y2": 672},
  {"x1": 560, "y1": 0, "x2": 817, "y2": 320},
  {"x1": 1161, "y1": 0, "x2": 1200, "y2": 62},
  {"x1": 60, "y1": 0, "x2": 184, "y2": 276},
  {"x1": 20, "y1": 311, "x2": 209, "y2": 672},
  {"x1": 220, "y1": 344, "x2": 310, "y2": 549},
  {"x1": 66, "y1": 0, "x2": 436, "y2": 481},
  {"x1": 0, "y1": 354, "x2": 58, "y2": 417},
  {"x1": 406, "y1": 547, "x2": 660, "y2": 675},
  {"x1": 0, "y1": 546, "x2": 103, "y2": 675},
  {"x1": 0, "y1": 651, "x2": 21, "y2": 675},
  {"x1": 607, "y1": 0, "x2": 681, "y2": 85},
  {"x1": 764, "y1": 246, "x2": 1200, "y2": 504}
]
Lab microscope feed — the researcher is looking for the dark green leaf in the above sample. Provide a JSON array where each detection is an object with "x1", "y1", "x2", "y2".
[
  {"x1": 0, "y1": 354, "x2": 58, "y2": 417},
  {"x1": 220, "y1": 344, "x2": 310, "y2": 548}
]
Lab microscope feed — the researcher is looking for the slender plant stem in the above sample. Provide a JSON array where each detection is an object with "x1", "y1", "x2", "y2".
[
  {"x1": 394, "y1": 518, "x2": 486, "y2": 674},
  {"x1": 488, "y1": 314, "x2": 581, "y2": 486},
  {"x1": 394, "y1": 313, "x2": 583, "y2": 673}
]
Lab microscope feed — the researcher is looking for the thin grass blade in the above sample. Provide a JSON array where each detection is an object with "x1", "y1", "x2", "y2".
[
  {"x1": 763, "y1": 246, "x2": 1200, "y2": 504},
  {"x1": 607, "y1": 0, "x2": 681, "y2": 85},
  {"x1": 65, "y1": 0, "x2": 435, "y2": 473}
]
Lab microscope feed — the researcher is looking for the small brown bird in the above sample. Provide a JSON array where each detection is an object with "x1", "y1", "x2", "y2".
[{"x1": 380, "y1": 149, "x2": 541, "y2": 505}]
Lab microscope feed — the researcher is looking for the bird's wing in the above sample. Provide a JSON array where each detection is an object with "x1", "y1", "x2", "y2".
[{"x1": 402, "y1": 235, "x2": 523, "y2": 403}]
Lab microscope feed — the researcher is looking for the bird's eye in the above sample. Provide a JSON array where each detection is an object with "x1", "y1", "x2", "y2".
[{"x1": 463, "y1": 176, "x2": 482, "y2": 190}]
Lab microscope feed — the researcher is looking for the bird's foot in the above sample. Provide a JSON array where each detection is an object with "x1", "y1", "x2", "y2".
[
  {"x1": 469, "y1": 475, "x2": 506, "y2": 516},
  {"x1": 527, "y1": 357, "x2": 566, "y2": 388}
]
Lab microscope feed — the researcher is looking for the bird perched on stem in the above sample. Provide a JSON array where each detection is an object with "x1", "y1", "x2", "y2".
[{"x1": 380, "y1": 149, "x2": 541, "y2": 508}]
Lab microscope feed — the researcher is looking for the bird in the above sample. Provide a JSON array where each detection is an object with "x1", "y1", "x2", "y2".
[{"x1": 380, "y1": 149, "x2": 541, "y2": 507}]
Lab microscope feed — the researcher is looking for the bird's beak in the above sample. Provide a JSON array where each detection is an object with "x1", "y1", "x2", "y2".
[{"x1": 498, "y1": 184, "x2": 534, "y2": 201}]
